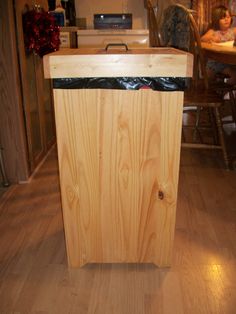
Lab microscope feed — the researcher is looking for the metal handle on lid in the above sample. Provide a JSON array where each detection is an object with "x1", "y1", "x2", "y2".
[{"x1": 105, "y1": 43, "x2": 129, "y2": 51}]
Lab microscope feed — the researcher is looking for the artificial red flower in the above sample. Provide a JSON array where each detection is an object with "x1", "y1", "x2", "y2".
[{"x1": 23, "y1": 8, "x2": 60, "y2": 57}]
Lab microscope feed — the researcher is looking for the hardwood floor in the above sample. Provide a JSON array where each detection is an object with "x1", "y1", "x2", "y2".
[
  {"x1": 0, "y1": 186, "x2": 8, "y2": 199},
  {"x1": 0, "y1": 147, "x2": 236, "y2": 313},
  {"x1": 0, "y1": 171, "x2": 9, "y2": 199}
]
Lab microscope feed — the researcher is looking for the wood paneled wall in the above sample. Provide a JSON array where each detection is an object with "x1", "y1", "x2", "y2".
[
  {"x1": 0, "y1": 1, "x2": 29, "y2": 183},
  {"x1": 0, "y1": 0, "x2": 53, "y2": 184}
]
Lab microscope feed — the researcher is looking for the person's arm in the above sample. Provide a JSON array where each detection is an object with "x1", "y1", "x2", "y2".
[{"x1": 201, "y1": 29, "x2": 221, "y2": 43}]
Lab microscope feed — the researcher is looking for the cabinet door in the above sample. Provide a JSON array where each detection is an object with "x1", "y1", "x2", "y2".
[
  {"x1": 14, "y1": 0, "x2": 55, "y2": 172},
  {"x1": 54, "y1": 89, "x2": 183, "y2": 267}
]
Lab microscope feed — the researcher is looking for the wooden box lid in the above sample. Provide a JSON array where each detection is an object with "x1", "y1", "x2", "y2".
[{"x1": 43, "y1": 47, "x2": 193, "y2": 79}]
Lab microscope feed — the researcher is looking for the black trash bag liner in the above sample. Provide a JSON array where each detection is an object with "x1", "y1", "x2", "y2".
[{"x1": 53, "y1": 77, "x2": 187, "y2": 91}]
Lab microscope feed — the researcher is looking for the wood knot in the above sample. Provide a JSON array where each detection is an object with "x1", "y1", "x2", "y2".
[{"x1": 158, "y1": 190, "x2": 164, "y2": 200}]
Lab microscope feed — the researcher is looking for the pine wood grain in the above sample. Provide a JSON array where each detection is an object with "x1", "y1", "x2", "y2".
[
  {"x1": 54, "y1": 89, "x2": 183, "y2": 267},
  {"x1": 43, "y1": 47, "x2": 193, "y2": 78}
]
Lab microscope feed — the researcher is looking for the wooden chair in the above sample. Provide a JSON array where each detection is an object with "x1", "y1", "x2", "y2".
[
  {"x1": 146, "y1": 0, "x2": 162, "y2": 47},
  {"x1": 164, "y1": 4, "x2": 231, "y2": 169}
]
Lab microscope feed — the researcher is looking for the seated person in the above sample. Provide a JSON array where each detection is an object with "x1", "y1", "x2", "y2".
[{"x1": 201, "y1": 5, "x2": 236, "y2": 85}]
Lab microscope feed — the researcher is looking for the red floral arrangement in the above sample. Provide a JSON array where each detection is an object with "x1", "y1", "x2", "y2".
[{"x1": 23, "y1": 8, "x2": 60, "y2": 57}]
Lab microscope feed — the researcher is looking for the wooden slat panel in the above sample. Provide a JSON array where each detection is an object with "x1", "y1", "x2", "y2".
[{"x1": 53, "y1": 88, "x2": 183, "y2": 267}]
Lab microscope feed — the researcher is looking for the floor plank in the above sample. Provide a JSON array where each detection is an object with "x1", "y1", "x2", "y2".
[{"x1": 0, "y1": 147, "x2": 236, "y2": 313}]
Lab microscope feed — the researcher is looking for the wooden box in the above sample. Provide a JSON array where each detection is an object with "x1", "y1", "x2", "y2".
[{"x1": 44, "y1": 47, "x2": 193, "y2": 267}]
